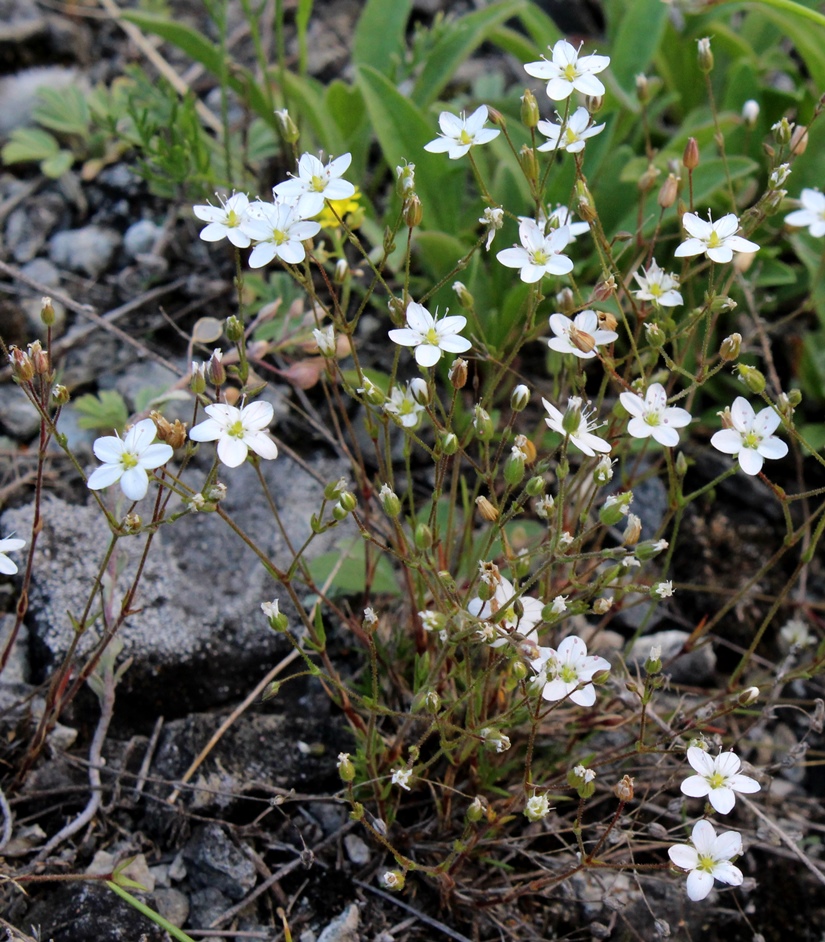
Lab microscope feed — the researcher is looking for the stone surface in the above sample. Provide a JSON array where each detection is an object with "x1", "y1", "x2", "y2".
[
  {"x1": 151, "y1": 887, "x2": 190, "y2": 928},
  {"x1": 0, "y1": 66, "x2": 83, "y2": 137},
  {"x1": 49, "y1": 225, "x2": 122, "y2": 279},
  {"x1": 183, "y1": 825, "x2": 255, "y2": 900},
  {"x1": 628, "y1": 628, "x2": 717, "y2": 685},
  {"x1": 0, "y1": 383, "x2": 41, "y2": 440},
  {"x1": 123, "y1": 219, "x2": 162, "y2": 259},
  {"x1": 316, "y1": 903, "x2": 360, "y2": 942}
]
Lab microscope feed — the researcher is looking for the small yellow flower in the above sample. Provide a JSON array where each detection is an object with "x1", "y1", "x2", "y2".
[{"x1": 317, "y1": 188, "x2": 364, "y2": 230}]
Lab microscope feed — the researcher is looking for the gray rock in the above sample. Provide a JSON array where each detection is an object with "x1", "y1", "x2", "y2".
[
  {"x1": 629, "y1": 629, "x2": 716, "y2": 685},
  {"x1": 188, "y1": 885, "x2": 230, "y2": 939},
  {"x1": 183, "y1": 824, "x2": 256, "y2": 901},
  {"x1": 45, "y1": 402, "x2": 98, "y2": 459},
  {"x1": 0, "y1": 383, "x2": 41, "y2": 440},
  {"x1": 0, "y1": 0, "x2": 46, "y2": 44},
  {"x1": 49, "y1": 225, "x2": 122, "y2": 279},
  {"x1": 99, "y1": 358, "x2": 182, "y2": 413},
  {"x1": 151, "y1": 887, "x2": 190, "y2": 928},
  {"x1": 317, "y1": 904, "x2": 360, "y2": 942},
  {"x1": 123, "y1": 219, "x2": 162, "y2": 259},
  {"x1": 20, "y1": 256, "x2": 61, "y2": 289},
  {"x1": 6, "y1": 193, "x2": 65, "y2": 263},
  {"x1": 0, "y1": 66, "x2": 84, "y2": 137},
  {"x1": 343, "y1": 834, "x2": 370, "y2": 865}
]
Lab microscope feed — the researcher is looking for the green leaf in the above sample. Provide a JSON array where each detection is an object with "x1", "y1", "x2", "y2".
[
  {"x1": 1, "y1": 127, "x2": 60, "y2": 165},
  {"x1": 73, "y1": 390, "x2": 129, "y2": 432},
  {"x1": 308, "y1": 540, "x2": 401, "y2": 598},
  {"x1": 690, "y1": 156, "x2": 759, "y2": 206},
  {"x1": 356, "y1": 65, "x2": 462, "y2": 232},
  {"x1": 41, "y1": 149, "x2": 75, "y2": 178},
  {"x1": 513, "y1": 3, "x2": 562, "y2": 54},
  {"x1": 411, "y1": 0, "x2": 527, "y2": 107},
  {"x1": 325, "y1": 80, "x2": 369, "y2": 180},
  {"x1": 352, "y1": 0, "x2": 413, "y2": 75},
  {"x1": 33, "y1": 85, "x2": 90, "y2": 136},
  {"x1": 296, "y1": 0, "x2": 314, "y2": 75},
  {"x1": 758, "y1": 7, "x2": 825, "y2": 92},
  {"x1": 413, "y1": 231, "x2": 469, "y2": 282},
  {"x1": 281, "y1": 71, "x2": 346, "y2": 155},
  {"x1": 609, "y1": 0, "x2": 669, "y2": 100}
]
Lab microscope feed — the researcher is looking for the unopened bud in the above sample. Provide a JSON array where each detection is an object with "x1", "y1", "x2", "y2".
[
  {"x1": 449, "y1": 357, "x2": 468, "y2": 389},
  {"x1": 453, "y1": 281, "x2": 474, "y2": 310},
  {"x1": 526, "y1": 475, "x2": 545, "y2": 497},
  {"x1": 324, "y1": 477, "x2": 348, "y2": 500},
  {"x1": 275, "y1": 108, "x2": 300, "y2": 144},
  {"x1": 415, "y1": 523, "x2": 433, "y2": 550},
  {"x1": 675, "y1": 451, "x2": 688, "y2": 476},
  {"x1": 645, "y1": 644, "x2": 663, "y2": 675},
  {"x1": 635, "y1": 74, "x2": 650, "y2": 103},
  {"x1": 720, "y1": 333, "x2": 741, "y2": 361},
  {"x1": 635, "y1": 538, "x2": 668, "y2": 561},
  {"x1": 738, "y1": 686, "x2": 760, "y2": 705},
  {"x1": 503, "y1": 452, "x2": 525, "y2": 486},
  {"x1": 772, "y1": 117, "x2": 792, "y2": 146},
  {"x1": 8, "y1": 347, "x2": 34, "y2": 382},
  {"x1": 338, "y1": 491, "x2": 357, "y2": 513},
  {"x1": 575, "y1": 180, "x2": 597, "y2": 222},
  {"x1": 787, "y1": 388, "x2": 802, "y2": 408},
  {"x1": 742, "y1": 99, "x2": 760, "y2": 127},
  {"x1": 190, "y1": 362, "x2": 207, "y2": 395},
  {"x1": 682, "y1": 137, "x2": 700, "y2": 171},
  {"x1": 440, "y1": 431, "x2": 459, "y2": 455},
  {"x1": 409, "y1": 377, "x2": 430, "y2": 406},
  {"x1": 737, "y1": 363, "x2": 766, "y2": 394},
  {"x1": 615, "y1": 774, "x2": 635, "y2": 802},
  {"x1": 379, "y1": 484, "x2": 402, "y2": 518},
  {"x1": 658, "y1": 173, "x2": 679, "y2": 209},
  {"x1": 40, "y1": 296, "x2": 55, "y2": 327},
  {"x1": 520, "y1": 89, "x2": 540, "y2": 128},
  {"x1": 556, "y1": 287, "x2": 576, "y2": 314},
  {"x1": 27, "y1": 340, "x2": 49, "y2": 375},
  {"x1": 333, "y1": 258, "x2": 349, "y2": 284},
  {"x1": 473, "y1": 404, "x2": 494, "y2": 440},
  {"x1": 511, "y1": 384, "x2": 530, "y2": 412},
  {"x1": 645, "y1": 322, "x2": 666, "y2": 348},
  {"x1": 519, "y1": 145, "x2": 539, "y2": 185},
  {"x1": 52, "y1": 384, "x2": 70, "y2": 406},
  {"x1": 585, "y1": 93, "x2": 604, "y2": 114},
  {"x1": 638, "y1": 164, "x2": 660, "y2": 194},
  {"x1": 622, "y1": 513, "x2": 642, "y2": 546},
  {"x1": 403, "y1": 194, "x2": 423, "y2": 228},
  {"x1": 562, "y1": 398, "x2": 583, "y2": 435},
  {"x1": 697, "y1": 37, "x2": 713, "y2": 72},
  {"x1": 476, "y1": 495, "x2": 499, "y2": 521},
  {"x1": 467, "y1": 796, "x2": 485, "y2": 823},
  {"x1": 225, "y1": 315, "x2": 244, "y2": 342},
  {"x1": 600, "y1": 491, "x2": 633, "y2": 526},
  {"x1": 206, "y1": 349, "x2": 226, "y2": 386},
  {"x1": 790, "y1": 125, "x2": 809, "y2": 155}
]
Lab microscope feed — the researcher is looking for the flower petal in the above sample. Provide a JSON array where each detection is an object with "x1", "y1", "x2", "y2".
[
  {"x1": 686, "y1": 869, "x2": 714, "y2": 901},
  {"x1": 738, "y1": 447, "x2": 764, "y2": 476},
  {"x1": 87, "y1": 464, "x2": 123, "y2": 491},
  {"x1": 120, "y1": 466, "x2": 150, "y2": 501},
  {"x1": 708, "y1": 786, "x2": 736, "y2": 814},
  {"x1": 681, "y1": 774, "x2": 711, "y2": 799},
  {"x1": 668, "y1": 843, "x2": 699, "y2": 870}
]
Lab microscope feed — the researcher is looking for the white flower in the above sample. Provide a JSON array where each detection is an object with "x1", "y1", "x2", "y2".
[
  {"x1": 313, "y1": 325, "x2": 336, "y2": 357},
  {"x1": 273, "y1": 152, "x2": 355, "y2": 217},
  {"x1": 388, "y1": 301, "x2": 471, "y2": 367},
  {"x1": 633, "y1": 259, "x2": 683, "y2": 307},
  {"x1": 547, "y1": 310, "x2": 617, "y2": 359},
  {"x1": 240, "y1": 197, "x2": 321, "y2": 268},
  {"x1": 668, "y1": 819, "x2": 744, "y2": 901},
  {"x1": 550, "y1": 595, "x2": 568, "y2": 615},
  {"x1": 573, "y1": 764, "x2": 596, "y2": 784},
  {"x1": 383, "y1": 382, "x2": 426, "y2": 428},
  {"x1": 524, "y1": 793, "x2": 551, "y2": 822},
  {"x1": 620, "y1": 383, "x2": 692, "y2": 447},
  {"x1": 544, "y1": 205, "x2": 590, "y2": 240},
  {"x1": 769, "y1": 163, "x2": 791, "y2": 188},
  {"x1": 497, "y1": 219, "x2": 573, "y2": 284},
  {"x1": 710, "y1": 397, "x2": 788, "y2": 475},
  {"x1": 537, "y1": 106, "x2": 605, "y2": 154},
  {"x1": 189, "y1": 401, "x2": 279, "y2": 468},
  {"x1": 87, "y1": 418, "x2": 174, "y2": 501},
  {"x1": 0, "y1": 535, "x2": 26, "y2": 575},
  {"x1": 524, "y1": 39, "x2": 610, "y2": 101},
  {"x1": 674, "y1": 211, "x2": 760, "y2": 264},
  {"x1": 680, "y1": 747, "x2": 760, "y2": 814},
  {"x1": 468, "y1": 575, "x2": 543, "y2": 647},
  {"x1": 363, "y1": 607, "x2": 378, "y2": 629},
  {"x1": 391, "y1": 767, "x2": 413, "y2": 791},
  {"x1": 535, "y1": 495, "x2": 555, "y2": 519},
  {"x1": 785, "y1": 188, "x2": 825, "y2": 237},
  {"x1": 424, "y1": 105, "x2": 500, "y2": 159},
  {"x1": 543, "y1": 396, "x2": 611, "y2": 457},
  {"x1": 480, "y1": 728, "x2": 511, "y2": 752},
  {"x1": 652, "y1": 580, "x2": 674, "y2": 599},
  {"x1": 193, "y1": 192, "x2": 253, "y2": 248},
  {"x1": 530, "y1": 635, "x2": 610, "y2": 707},
  {"x1": 261, "y1": 599, "x2": 280, "y2": 620},
  {"x1": 742, "y1": 99, "x2": 760, "y2": 126},
  {"x1": 779, "y1": 618, "x2": 813, "y2": 650},
  {"x1": 479, "y1": 206, "x2": 504, "y2": 250}
]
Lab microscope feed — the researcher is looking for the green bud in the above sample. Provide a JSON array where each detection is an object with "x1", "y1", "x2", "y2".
[
  {"x1": 409, "y1": 377, "x2": 430, "y2": 406},
  {"x1": 206, "y1": 349, "x2": 226, "y2": 386},
  {"x1": 644, "y1": 323, "x2": 666, "y2": 348},
  {"x1": 324, "y1": 477, "x2": 348, "y2": 500},
  {"x1": 773, "y1": 116, "x2": 792, "y2": 146},
  {"x1": 440, "y1": 431, "x2": 459, "y2": 456},
  {"x1": 332, "y1": 502, "x2": 349, "y2": 521},
  {"x1": 520, "y1": 89, "x2": 540, "y2": 128},
  {"x1": 337, "y1": 752, "x2": 356, "y2": 782},
  {"x1": 635, "y1": 539, "x2": 668, "y2": 561},
  {"x1": 473, "y1": 405, "x2": 495, "y2": 441},
  {"x1": 787, "y1": 388, "x2": 802, "y2": 408},
  {"x1": 52, "y1": 384, "x2": 70, "y2": 406},
  {"x1": 379, "y1": 484, "x2": 401, "y2": 518},
  {"x1": 225, "y1": 315, "x2": 244, "y2": 342},
  {"x1": 339, "y1": 491, "x2": 357, "y2": 513},
  {"x1": 415, "y1": 523, "x2": 433, "y2": 550},
  {"x1": 424, "y1": 690, "x2": 440, "y2": 714},
  {"x1": 525, "y1": 475, "x2": 545, "y2": 497},
  {"x1": 737, "y1": 364, "x2": 766, "y2": 394},
  {"x1": 599, "y1": 492, "x2": 632, "y2": 527},
  {"x1": 40, "y1": 296, "x2": 55, "y2": 327},
  {"x1": 720, "y1": 333, "x2": 741, "y2": 361},
  {"x1": 403, "y1": 194, "x2": 423, "y2": 228},
  {"x1": 510, "y1": 384, "x2": 530, "y2": 412},
  {"x1": 453, "y1": 281, "x2": 474, "y2": 310},
  {"x1": 503, "y1": 453, "x2": 525, "y2": 486},
  {"x1": 275, "y1": 108, "x2": 300, "y2": 144},
  {"x1": 697, "y1": 37, "x2": 714, "y2": 73},
  {"x1": 466, "y1": 796, "x2": 485, "y2": 823},
  {"x1": 644, "y1": 644, "x2": 663, "y2": 675},
  {"x1": 561, "y1": 399, "x2": 582, "y2": 436}
]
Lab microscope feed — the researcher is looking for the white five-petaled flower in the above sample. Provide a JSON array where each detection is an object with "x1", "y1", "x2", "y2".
[
  {"x1": 467, "y1": 575, "x2": 543, "y2": 648},
  {"x1": 391, "y1": 767, "x2": 413, "y2": 791},
  {"x1": 668, "y1": 819, "x2": 744, "y2": 901},
  {"x1": 424, "y1": 105, "x2": 500, "y2": 159},
  {"x1": 530, "y1": 635, "x2": 610, "y2": 707},
  {"x1": 652, "y1": 580, "x2": 674, "y2": 599},
  {"x1": 189, "y1": 401, "x2": 279, "y2": 468},
  {"x1": 521, "y1": 204, "x2": 589, "y2": 241},
  {"x1": 674, "y1": 211, "x2": 760, "y2": 264},
  {"x1": 681, "y1": 747, "x2": 761, "y2": 814},
  {"x1": 548, "y1": 310, "x2": 617, "y2": 359},
  {"x1": 524, "y1": 39, "x2": 610, "y2": 101},
  {"x1": 384, "y1": 383, "x2": 426, "y2": 428},
  {"x1": 240, "y1": 197, "x2": 321, "y2": 268},
  {"x1": 0, "y1": 535, "x2": 26, "y2": 575},
  {"x1": 785, "y1": 188, "x2": 825, "y2": 237},
  {"x1": 193, "y1": 192, "x2": 253, "y2": 248},
  {"x1": 388, "y1": 301, "x2": 471, "y2": 367},
  {"x1": 537, "y1": 107, "x2": 605, "y2": 154},
  {"x1": 273, "y1": 152, "x2": 355, "y2": 217},
  {"x1": 524, "y1": 792, "x2": 551, "y2": 822},
  {"x1": 710, "y1": 396, "x2": 788, "y2": 476},
  {"x1": 497, "y1": 219, "x2": 573, "y2": 284},
  {"x1": 543, "y1": 396, "x2": 611, "y2": 457},
  {"x1": 619, "y1": 383, "x2": 692, "y2": 447},
  {"x1": 87, "y1": 418, "x2": 174, "y2": 501},
  {"x1": 633, "y1": 259, "x2": 683, "y2": 307}
]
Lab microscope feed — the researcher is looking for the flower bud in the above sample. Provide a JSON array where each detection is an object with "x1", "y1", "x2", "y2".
[
  {"x1": 40, "y1": 296, "x2": 55, "y2": 327},
  {"x1": 27, "y1": 340, "x2": 49, "y2": 375},
  {"x1": 772, "y1": 117, "x2": 792, "y2": 146},
  {"x1": 52, "y1": 384, "x2": 70, "y2": 406},
  {"x1": 658, "y1": 173, "x2": 679, "y2": 209},
  {"x1": 593, "y1": 275, "x2": 616, "y2": 301},
  {"x1": 614, "y1": 774, "x2": 635, "y2": 802},
  {"x1": 568, "y1": 764, "x2": 596, "y2": 799},
  {"x1": 409, "y1": 377, "x2": 430, "y2": 406},
  {"x1": 593, "y1": 455, "x2": 613, "y2": 485},
  {"x1": 190, "y1": 361, "x2": 207, "y2": 395},
  {"x1": 600, "y1": 492, "x2": 632, "y2": 526},
  {"x1": 635, "y1": 73, "x2": 650, "y2": 103},
  {"x1": 403, "y1": 194, "x2": 423, "y2": 228},
  {"x1": 8, "y1": 346, "x2": 34, "y2": 382},
  {"x1": 379, "y1": 484, "x2": 401, "y2": 518},
  {"x1": 503, "y1": 452, "x2": 525, "y2": 486},
  {"x1": 790, "y1": 125, "x2": 809, "y2": 155},
  {"x1": 339, "y1": 491, "x2": 358, "y2": 513},
  {"x1": 510, "y1": 384, "x2": 530, "y2": 412},
  {"x1": 324, "y1": 477, "x2": 348, "y2": 500},
  {"x1": 274, "y1": 108, "x2": 300, "y2": 143},
  {"x1": 720, "y1": 333, "x2": 741, "y2": 361},
  {"x1": 415, "y1": 523, "x2": 433, "y2": 550},
  {"x1": 380, "y1": 870, "x2": 405, "y2": 891},
  {"x1": 439, "y1": 431, "x2": 459, "y2": 456},
  {"x1": 638, "y1": 164, "x2": 660, "y2": 194},
  {"x1": 467, "y1": 796, "x2": 485, "y2": 823},
  {"x1": 697, "y1": 37, "x2": 713, "y2": 73},
  {"x1": 207, "y1": 349, "x2": 226, "y2": 387},
  {"x1": 645, "y1": 644, "x2": 663, "y2": 675},
  {"x1": 675, "y1": 451, "x2": 688, "y2": 477},
  {"x1": 396, "y1": 161, "x2": 416, "y2": 196},
  {"x1": 473, "y1": 405, "x2": 495, "y2": 440},
  {"x1": 526, "y1": 475, "x2": 546, "y2": 497},
  {"x1": 449, "y1": 357, "x2": 468, "y2": 389},
  {"x1": 423, "y1": 689, "x2": 440, "y2": 714},
  {"x1": 519, "y1": 145, "x2": 539, "y2": 188},
  {"x1": 644, "y1": 322, "x2": 666, "y2": 348},
  {"x1": 225, "y1": 315, "x2": 244, "y2": 343},
  {"x1": 520, "y1": 89, "x2": 540, "y2": 128},
  {"x1": 622, "y1": 513, "x2": 642, "y2": 546},
  {"x1": 561, "y1": 397, "x2": 583, "y2": 436},
  {"x1": 635, "y1": 538, "x2": 668, "y2": 561},
  {"x1": 332, "y1": 502, "x2": 349, "y2": 521},
  {"x1": 742, "y1": 99, "x2": 760, "y2": 127},
  {"x1": 737, "y1": 363, "x2": 766, "y2": 394},
  {"x1": 313, "y1": 324, "x2": 336, "y2": 357},
  {"x1": 682, "y1": 137, "x2": 700, "y2": 171},
  {"x1": 738, "y1": 686, "x2": 760, "y2": 705},
  {"x1": 556, "y1": 287, "x2": 576, "y2": 314},
  {"x1": 261, "y1": 599, "x2": 289, "y2": 632},
  {"x1": 787, "y1": 388, "x2": 802, "y2": 408},
  {"x1": 575, "y1": 180, "x2": 597, "y2": 222},
  {"x1": 585, "y1": 93, "x2": 604, "y2": 114},
  {"x1": 592, "y1": 597, "x2": 612, "y2": 614},
  {"x1": 453, "y1": 281, "x2": 474, "y2": 310},
  {"x1": 333, "y1": 259, "x2": 349, "y2": 284},
  {"x1": 475, "y1": 495, "x2": 499, "y2": 521}
]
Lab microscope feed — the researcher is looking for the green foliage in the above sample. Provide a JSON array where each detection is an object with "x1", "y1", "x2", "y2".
[{"x1": 73, "y1": 390, "x2": 129, "y2": 432}]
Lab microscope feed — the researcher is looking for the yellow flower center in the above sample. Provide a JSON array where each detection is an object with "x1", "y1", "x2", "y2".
[
  {"x1": 459, "y1": 129, "x2": 473, "y2": 145},
  {"x1": 697, "y1": 853, "x2": 717, "y2": 873},
  {"x1": 424, "y1": 327, "x2": 440, "y2": 345},
  {"x1": 707, "y1": 230, "x2": 722, "y2": 248},
  {"x1": 644, "y1": 412, "x2": 661, "y2": 427},
  {"x1": 560, "y1": 664, "x2": 578, "y2": 684},
  {"x1": 564, "y1": 126, "x2": 579, "y2": 144},
  {"x1": 707, "y1": 771, "x2": 727, "y2": 789},
  {"x1": 272, "y1": 228, "x2": 288, "y2": 245},
  {"x1": 563, "y1": 63, "x2": 578, "y2": 82},
  {"x1": 531, "y1": 249, "x2": 549, "y2": 266},
  {"x1": 742, "y1": 431, "x2": 761, "y2": 449},
  {"x1": 227, "y1": 419, "x2": 246, "y2": 439},
  {"x1": 649, "y1": 282, "x2": 663, "y2": 297},
  {"x1": 226, "y1": 209, "x2": 240, "y2": 227},
  {"x1": 121, "y1": 452, "x2": 139, "y2": 470},
  {"x1": 310, "y1": 174, "x2": 326, "y2": 192}
]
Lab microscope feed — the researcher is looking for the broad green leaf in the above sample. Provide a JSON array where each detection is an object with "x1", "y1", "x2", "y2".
[
  {"x1": 758, "y1": 9, "x2": 825, "y2": 93},
  {"x1": 356, "y1": 65, "x2": 461, "y2": 232},
  {"x1": 1, "y1": 128, "x2": 60, "y2": 164},
  {"x1": 514, "y1": 4, "x2": 562, "y2": 54},
  {"x1": 352, "y1": 0, "x2": 412, "y2": 75},
  {"x1": 33, "y1": 85, "x2": 90, "y2": 136},
  {"x1": 325, "y1": 80, "x2": 369, "y2": 179},
  {"x1": 691, "y1": 156, "x2": 759, "y2": 207},
  {"x1": 308, "y1": 541, "x2": 401, "y2": 598},
  {"x1": 120, "y1": 11, "x2": 275, "y2": 125},
  {"x1": 754, "y1": 256, "x2": 799, "y2": 287},
  {"x1": 411, "y1": 0, "x2": 527, "y2": 107},
  {"x1": 488, "y1": 25, "x2": 544, "y2": 64},
  {"x1": 41, "y1": 150, "x2": 75, "y2": 178},
  {"x1": 608, "y1": 0, "x2": 669, "y2": 100},
  {"x1": 413, "y1": 231, "x2": 469, "y2": 283},
  {"x1": 74, "y1": 390, "x2": 129, "y2": 432},
  {"x1": 281, "y1": 71, "x2": 346, "y2": 155}
]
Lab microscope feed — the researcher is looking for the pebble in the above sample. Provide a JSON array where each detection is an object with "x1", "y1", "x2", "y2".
[
  {"x1": 1, "y1": 383, "x2": 41, "y2": 440},
  {"x1": 6, "y1": 193, "x2": 65, "y2": 263},
  {"x1": 343, "y1": 833, "x2": 370, "y2": 866},
  {"x1": 317, "y1": 904, "x2": 360, "y2": 942},
  {"x1": 49, "y1": 224, "x2": 122, "y2": 279},
  {"x1": 151, "y1": 887, "x2": 190, "y2": 928},
  {"x1": 183, "y1": 823, "x2": 256, "y2": 901},
  {"x1": 123, "y1": 219, "x2": 162, "y2": 259},
  {"x1": 628, "y1": 629, "x2": 717, "y2": 685},
  {"x1": 0, "y1": 66, "x2": 84, "y2": 137}
]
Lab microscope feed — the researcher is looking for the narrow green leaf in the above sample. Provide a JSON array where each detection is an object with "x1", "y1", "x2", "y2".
[
  {"x1": 356, "y1": 65, "x2": 461, "y2": 232},
  {"x1": 296, "y1": 0, "x2": 314, "y2": 76},
  {"x1": 281, "y1": 71, "x2": 346, "y2": 156},
  {"x1": 690, "y1": 156, "x2": 759, "y2": 206},
  {"x1": 352, "y1": 0, "x2": 413, "y2": 75},
  {"x1": 609, "y1": 0, "x2": 669, "y2": 98},
  {"x1": 514, "y1": 4, "x2": 562, "y2": 54},
  {"x1": 107, "y1": 883, "x2": 197, "y2": 942},
  {"x1": 411, "y1": 0, "x2": 526, "y2": 107}
]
